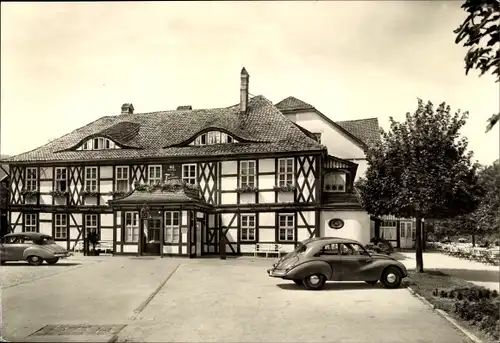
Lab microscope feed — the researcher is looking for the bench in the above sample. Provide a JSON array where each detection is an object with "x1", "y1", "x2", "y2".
[{"x1": 252, "y1": 243, "x2": 282, "y2": 258}]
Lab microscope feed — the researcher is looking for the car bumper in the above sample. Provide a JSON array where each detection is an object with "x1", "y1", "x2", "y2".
[
  {"x1": 54, "y1": 252, "x2": 73, "y2": 258},
  {"x1": 267, "y1": 268, "x2": 288, "y2": 278}
]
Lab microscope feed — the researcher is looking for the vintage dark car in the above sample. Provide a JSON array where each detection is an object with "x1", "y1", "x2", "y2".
[
  {"x1": 0, "y1": 232, "x2": 72, "y2": 265},
  {"x1": 267, "y1": 237, "x2": 408, "y2": 290}
]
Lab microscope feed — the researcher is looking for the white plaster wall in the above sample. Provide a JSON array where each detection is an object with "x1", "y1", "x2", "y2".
[
  {"x1": 259, "y1": 212, "x2": 275, "y2": 226},
  {"x1": 259, "y1": 159, "x2": 275, "y2": 173},
  {"x1": 100, "y1": 180, "x2": 113, "y2": 193},
  {"x1": 71, "y1": 213, "x2": 82, "y2": 226},
  {"x1": 258, "y1": 191, "x2": 274, "y2": 204},
  {"x1": 182, "y1": 246, "x2": 187, "y2": 254},
  {"x1": 39, "y1": 212, "x2": 51, "y2": 221},
  {"x1": 39, "y1": 222, "x2": 52, "y2": 236},
  {"x1": 116, "y1": 211, "x2": 122, "y2": 225},
  {"x1": 221, "y1": 193, "x2": 237, "y2": 204},
  {"x1": 11, "y1": 212, "x2": 22, "y2": 232},
  {"x1": 100, "y1": 166, "x2": 113, "y2": 179},
  {"x1": 116, "y1": 227, "x2": 121, "y2": 242},
  {"x1": 297, "y1": 228, "x2": 311, "y2": 242},
  {"x1": 240, "y1": 244, "x2": 255, "y2": 253},
  {"x1": 101, "y1": 228, "x2": 113, "y2": 241},
  {"x1": 221, "y1": 161, "x2": 237, "y2": 175},
  {"x1": 298, "y1": 211, "x2": 316, "y2": 226},
  {"x1": 181, "y1": 232, "x2": 188, "y2": 243},
  {"x1": 70, "y1": 227, "x2": 79, "y2": 240},
  {"x1": 40, "y1": 181, "x2": 52, "y2": 193},
  {"x1": 226, "y1": 228, "x2": 237, "y2": 242},
  {"x1": 101, "y1": 213, "x2": 113, "y2": 227},
  {"x1": 239, "y1": 193, "x2": 255, "y2": 204},
  {"x1": 259, "y1": 229, "x2": 275, "y2": 242},
  {"x1": 208, "y1": 214, "x2": 215, "y2": 227},
  {"x1": 101, "y1": 195, "x2": 112, "y2": 206},
  {"x1": 221, "y1": 176, "x2": 237, "y2": 190},
  {"x1": 40, "y1": 167, "x2": 53, "y2": 179},
  {"x1": 123, "y1": 245, "x2": 138, "y2": 253},
  {"x1": 40, "y1": 194, "x2": 52, "y2": 205},
  {"x1": 280, "y1": 244, "x2": 295, "y2": 253},
  {"x1": 258, "y1": 174, "x2": 274, "y2": 189},
  {"x1": 320, "y1": 210, "x2": 371, "y2": 245},
  {"x1": 221, "y1": 213, "x2": 237, "y2": 227},
  {"x1": 181, "y1": 211, "x2": 188, "y2": 226}
]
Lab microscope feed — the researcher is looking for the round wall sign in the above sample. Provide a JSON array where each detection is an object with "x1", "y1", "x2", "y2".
[{"x1": 328, "y1": 218, "x2": 344, "y2": 229}]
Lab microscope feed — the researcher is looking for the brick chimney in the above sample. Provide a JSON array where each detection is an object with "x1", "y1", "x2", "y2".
[
  {"x1": 240, "y1": 67, "x2": 249, "y2": 115},
  {"x1": 176, "y1": 105, "x2": 192, "y2": 110},
  {"x1": 121, "y1": 103, "x2": 134, "y2": 115}
]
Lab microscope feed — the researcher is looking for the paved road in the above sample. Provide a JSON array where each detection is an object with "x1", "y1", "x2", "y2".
[
  {"x1": 399, "y1": 251, "x2": 500, "y2": 291},
  {"x1": 1, "y1": 256, "x2": 475, "y2": 343}
]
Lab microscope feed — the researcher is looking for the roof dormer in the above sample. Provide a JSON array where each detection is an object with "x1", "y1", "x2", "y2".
[
  {"x1": 76, "y1": 137, "x2": 121, "y2": 151},
  {"x1": 188, "y1": 130, "x2": 240, "y2": 146}
]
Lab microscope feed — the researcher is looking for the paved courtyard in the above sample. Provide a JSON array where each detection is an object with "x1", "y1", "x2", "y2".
[{"x1": 1, "y1": 253, "x2": 480, "y2": 343}]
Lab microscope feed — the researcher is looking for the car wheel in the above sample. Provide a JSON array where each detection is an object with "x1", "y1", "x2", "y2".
[
  {"x1": 380, "y1": 266, "x2": 402, "y2": 289},
  {"x1": 46, "y1": 258, "x2": 59, "y2": 265},
  {"x1": 27, "y1": 255, "x2": 44, "y2": 266},
  {"x1": 293, "y1": 279, "x2": 302, "y2": 285},
  {"x1": 302, "y1": 274, "x2": 326, "y2": 290},
  {"x1": 365, "y1": 280, "x2": 378, "y2": 285}
]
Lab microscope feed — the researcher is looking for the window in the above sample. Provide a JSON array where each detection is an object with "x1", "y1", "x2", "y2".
[
  {"x1": 340, "y1": 243, "x2": 366, "y2": 255},
  {"x1": 24, "y1": 213, "x2": 38, "y2": 232},
  {"x1": 25, "y1": 167, "x2": 38, "y2": 191},
  {"x1": 125, "y1": 212, "x2": 139, "y2": 242},
  {"x1": 85, "y1": 167, "x2": 98, "y2": 192},
  {"x1": 278, "y1": 214, "x2": 294, "y2": 241},
  {"x1": 148, "y1": 165, "x2": 162, "y2": 185},
  {"x1": 182, "y1": 164, "x2": 197, "y2": 184},
  {"x1": 116, "y1": 166, "x2": 129, "y2": 192},
  {"x1": 55, "y1": 167, "x2": 67, "y2": 192},
  {"x1": 278, "y1": 158, "x2": 294, "y2": 186},
  {"x1": 381, "y1": 220, "x2": 397, "y2": 240},
  {"x1": 241, "y1": 214, "x2": 256, "y2": 241},
  {"x1": 79, "y1": 137, "x2": 117, "y2": 150},
  {"x1": 191, "y1": 131, "x2": 238, "y2": 145},
  {"x1": 240, "y1": 161, "x2": 256, "y2": 187},
  {"x1": 320, "y1": 243, "x2": 340, "y2": 255},
  {"x1": 325, "y1": 172, "x2": 346, "y2": 192},
  {"x1": 85, "y1": 214, "x2": 98, "y2": 237},
  {"x1": 54, "y1": 214, "x2": 67, "y2": 239},
  {"x1": 164, "y1": 211, "x2": 180, "y2": 243}
]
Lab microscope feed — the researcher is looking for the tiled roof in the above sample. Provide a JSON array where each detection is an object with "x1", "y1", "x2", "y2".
[
  {"x1": 109, "y1": 189, "x2": 209, "y2": 206},
  {"x1": 275, "y1": 96, "x2": 314, "y2": 111},
  {"x1": 335, "y1": 118, "x2": 380, "y2": 146},
  {"x1": 3, "y1": 96, "x2": 324, "y2": 163}
]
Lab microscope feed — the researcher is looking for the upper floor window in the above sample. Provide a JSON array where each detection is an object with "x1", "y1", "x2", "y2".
[
  {"x1": 240, "y1": 161, "x2": 256, "y2": 187},
  {"x1": 78, "y1": 137, "x2": 120, "y2": 151},
  {"x1": 324, "y1": 172, "x2": 346, "y2": 192},
  {"x1": 182, "y1": 164, "x2": 197, "y2": 184},
  {"x1": 278, "y1": 158, "x2": 294, "y2": 186},
  {"x1": 190, "y1": 131, "x2": 239, "y2": 146},
  {"x1": 116, "y1": 166, "x2": 129, "y2": 192},
  {"x1": 148, "y1": 165, "x2": 162, "y2": 185},
  {"x1": 313, "y1": 133, "x2": 322, "y2": 144},
  {"x1": 85, "y1": 167, "x2": 98, "y2": 192},
  {"x1": 25, "y1": 167, "x2": 37, "y2": 191},
  {"x1": 55, "y1": 167, "x2": 67, "y2": 192}
]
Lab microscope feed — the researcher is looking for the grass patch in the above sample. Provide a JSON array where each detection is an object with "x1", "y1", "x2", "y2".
[{"x1": 403, "y1": 270, "x2": 500, "y2": 343}]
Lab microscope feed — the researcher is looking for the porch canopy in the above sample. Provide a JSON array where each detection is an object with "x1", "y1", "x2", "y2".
[{"x1": 108, "y1": 178, "x2": 212, "y2": 211}]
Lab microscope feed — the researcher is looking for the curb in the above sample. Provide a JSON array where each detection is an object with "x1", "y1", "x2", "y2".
[{"x1": 406, "y1": 286, "x2": 484, "y2": 343}]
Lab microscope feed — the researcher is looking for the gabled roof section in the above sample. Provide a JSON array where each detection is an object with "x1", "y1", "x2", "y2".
[
  {"x1": 335, "y1": 118, "x2": 380, "y2": 147},
  {"x1": 275, "y1": 96, "x2": 314, "y2": 111},
  {"x1": 3, "y1": 95, "x2": 324, "y2": 163}
]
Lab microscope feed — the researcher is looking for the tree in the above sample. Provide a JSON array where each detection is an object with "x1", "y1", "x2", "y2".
[
  {"x1": 432, "y1": 161, "x2": 500, "y2": 244},
  {"x1": 356, "y1": 99, "x2": 483, "y2": 272},
  {"x1": 454, "y1": 0, "x2": 500, "y2": 132}
]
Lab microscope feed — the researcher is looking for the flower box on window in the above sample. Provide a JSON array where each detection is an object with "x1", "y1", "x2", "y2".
[
  {"x1": 134, "y1": 180, "x2": 200, "y2": 197},
  {"x1": 82, "y1": 190, "x2": 100, "y2": 197},
  {"x1": 235, "y1": 185, "x2": 259, "y2": 193},
  {"x1": 273, "y1": 184, "x2": 296, "y2": 192},
  {"x1": 49, "y1": 190, "x2": 68, "y2": 197},
  {"x1": 21, "y1": 190, "x2": 39, "y2": 197}
]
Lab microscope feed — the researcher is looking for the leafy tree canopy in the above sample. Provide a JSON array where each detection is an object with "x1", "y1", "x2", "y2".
[
  {"x1": 454, "y1": 0, "x2": 500, "y2": 131},
  {"x1": 356, "y1": 99, "x2": 484, "y2": 221}
]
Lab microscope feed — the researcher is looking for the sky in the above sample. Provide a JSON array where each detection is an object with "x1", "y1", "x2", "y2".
[{"x1": 1, "y1": 1, "x2": 498, "y2": 165}]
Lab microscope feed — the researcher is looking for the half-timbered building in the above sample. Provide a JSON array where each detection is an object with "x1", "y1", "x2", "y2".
[{"x1": 2, "y1": 68, "x2": 375, "y2": 257}]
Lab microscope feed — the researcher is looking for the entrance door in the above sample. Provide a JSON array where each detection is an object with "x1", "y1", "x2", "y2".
[
  {"x1": 143, "y1": 216, "x2": 162, "y2": 255},
  {"x1": 400, "y1": 222, "x2": 413, "y2": 248}
]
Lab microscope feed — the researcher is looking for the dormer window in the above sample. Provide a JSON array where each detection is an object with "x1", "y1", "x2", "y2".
[
  {"x1": 77, "y1": 137, "x2": 120, "y2": 151},
  {"x1": 324, "y1": 172, "x2": 346, "y2": 192},
  {"x1": 190, "y1": 131, "x2": 239, "y2": 146}
]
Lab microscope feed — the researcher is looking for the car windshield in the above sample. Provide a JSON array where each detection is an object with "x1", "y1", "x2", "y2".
[{"x1": 33, "y1": 236, "x2": 56, "y2": 245}]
